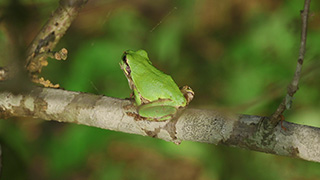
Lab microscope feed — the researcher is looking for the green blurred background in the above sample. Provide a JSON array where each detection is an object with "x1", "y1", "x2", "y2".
[{"x1": 1, "y1": 0, "x2": 320, "y2": 179}]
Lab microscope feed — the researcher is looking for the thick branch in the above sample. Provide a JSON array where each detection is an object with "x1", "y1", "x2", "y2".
[
  {"x1": 271, "y1": 0, "x2": 311, "y2": 125},
  {"x1": 0, "y1": 88, "x2": 319, "y2": 162}
]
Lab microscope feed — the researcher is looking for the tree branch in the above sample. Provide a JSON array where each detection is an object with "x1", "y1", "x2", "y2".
[
  {"x1": 271, "y1": 0, "x2": 311, "y2": 125},
  {"x1": 0, "y1": 67, "x2": 8, "y2": 81},
  {"x1": 1, "y1": 88, "x2": 319, "y2": 162},
  {"x1": 0, "y1": 144, "x2": 2, "y2": 176},
  {"x1": 26, "y1": 0, "x2": 87, "y2": 75}
]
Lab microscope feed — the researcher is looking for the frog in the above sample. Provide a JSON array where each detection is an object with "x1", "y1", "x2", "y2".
[{"x1": 120, "y1": 49, "x2": 194, "y2": 121}]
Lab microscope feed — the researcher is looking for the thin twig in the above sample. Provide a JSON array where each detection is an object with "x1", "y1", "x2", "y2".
[
  {"x1": 0, "y1": 67, "x2": 8, "y2": 81},
  {"x1": 271, "y1": 0, "x2": 311, "y2": 126},
  {"x1": 26, "y1": 0, "x2": 88, "y2": 74}
]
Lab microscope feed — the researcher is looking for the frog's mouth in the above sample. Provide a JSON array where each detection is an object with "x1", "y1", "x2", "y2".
[
  {"x1": 120, "y1": 63, "x2": 132, "y2": 83},
  {"x1": 120, "y1": 64, "x2": 134, "y2": 90}
]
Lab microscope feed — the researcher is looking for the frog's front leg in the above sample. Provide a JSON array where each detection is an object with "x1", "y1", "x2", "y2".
[{"x1": 180, "y1": 86, "x2": 194, "y2": 105}]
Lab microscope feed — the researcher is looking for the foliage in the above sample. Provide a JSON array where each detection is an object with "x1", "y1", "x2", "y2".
[{"x1": 1, "y1": 0, "x2": 320, "y2": 179}]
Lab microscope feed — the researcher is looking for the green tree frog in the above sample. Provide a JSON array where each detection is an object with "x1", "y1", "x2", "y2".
[{"x1": 120, "y1": 49, "x2": 194, "y2": 121}]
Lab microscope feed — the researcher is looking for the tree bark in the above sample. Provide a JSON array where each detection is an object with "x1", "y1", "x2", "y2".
[{"x1": 1, "y1": 87, "x2": 319, "y2": 163}]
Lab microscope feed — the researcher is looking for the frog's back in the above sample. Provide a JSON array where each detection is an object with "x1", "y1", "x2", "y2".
[{"x1": 131, "y1": 61, "x2": 186, "y2": 105}]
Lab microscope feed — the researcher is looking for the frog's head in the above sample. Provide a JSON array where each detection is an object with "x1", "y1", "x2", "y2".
[
  {"x1": 120, "y1": 50, "x2": 152, "y2": 77},
  {"x1": 135, "y1": 49, "x2": 149, "y2": 60}
]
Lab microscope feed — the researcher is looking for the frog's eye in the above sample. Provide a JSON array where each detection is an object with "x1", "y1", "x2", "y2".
[
  {"x1": 122, "y1": 56, "x2": 131, "y2": 74},
  {"x1": 122, "y1": 55, "x2": 127, "y2": 63}
]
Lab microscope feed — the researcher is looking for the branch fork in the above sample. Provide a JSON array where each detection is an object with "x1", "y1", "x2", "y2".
[{"x1": 271, "y1": 0, "x2": 311, "y2": 126}]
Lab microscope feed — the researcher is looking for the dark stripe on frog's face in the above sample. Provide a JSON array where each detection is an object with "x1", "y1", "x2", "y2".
[{"x1": 121, "y1": 52, "x2": 131, "y2": 75}]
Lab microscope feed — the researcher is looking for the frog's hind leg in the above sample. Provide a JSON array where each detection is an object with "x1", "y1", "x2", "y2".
[{"x1": 137, "y1": 100, "x2": 178, "y2": 121}]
